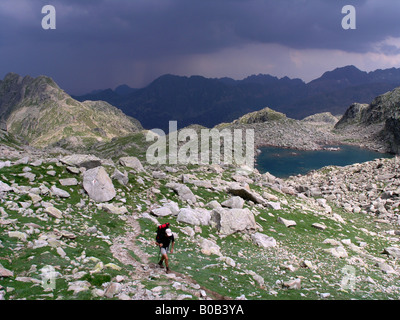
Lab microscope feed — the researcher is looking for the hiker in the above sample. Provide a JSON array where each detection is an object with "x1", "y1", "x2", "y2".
[{"x1": 155, "y1": 226, "x2": 175, "y2": 273}]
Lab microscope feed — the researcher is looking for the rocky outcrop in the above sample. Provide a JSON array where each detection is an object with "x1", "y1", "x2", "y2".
[
  {"x1": 0, "y1": 73, "x2": 143, "y2": 148},
  {"x1": 334, "y1": 103, "x2": 369, "y2": 129},
  {"x1": 381, "y1": 117, "x2": 400, "y2": 154},
  {"x1": 1, "y1": 146, "x2": 400, "y2": 301},
  {"x1": 302, "y1": 112, "x2": 339, "y2": 125},
  {"x1": 334, "y1": 87, "x2": 400, "y2": 154}
]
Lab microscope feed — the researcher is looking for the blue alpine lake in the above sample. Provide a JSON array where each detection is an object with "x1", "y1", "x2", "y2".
[{"x1": 255, "y1": 145, "x2": 394, "y2": 178}]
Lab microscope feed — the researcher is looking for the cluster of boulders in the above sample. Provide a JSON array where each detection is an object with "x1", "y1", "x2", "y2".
[
  {"x1": 286, "y1": 157, "x2": 400, "y2": 224},
  {"x1": 227, "y1": 117, "x2": 340, "y2": 151},
  {"x1": 2, "y1": 148, "x2": 400, "y2": 300}
]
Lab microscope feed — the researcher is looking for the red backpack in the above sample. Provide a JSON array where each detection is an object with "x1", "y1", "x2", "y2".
[{"x1": 156, "y1": 223, "x2": 170, "y2": 242}]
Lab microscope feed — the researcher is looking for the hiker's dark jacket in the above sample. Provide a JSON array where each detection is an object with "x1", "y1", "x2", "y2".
[{"x1": 157, "y1": 233, "x2": 175, "y2": 249}]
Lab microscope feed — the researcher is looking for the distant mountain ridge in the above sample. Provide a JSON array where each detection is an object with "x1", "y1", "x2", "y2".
[{"x1": 73, "y1": 65, "x2": 400, "y2": 131}]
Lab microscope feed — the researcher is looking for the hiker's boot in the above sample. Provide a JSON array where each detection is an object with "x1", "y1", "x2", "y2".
[
  {"x1": 166, "y1": 267, "x2": 170, "y2": 274},
  {"x1": 158, "y1": 260, "x2": 164, "y2": 268}
]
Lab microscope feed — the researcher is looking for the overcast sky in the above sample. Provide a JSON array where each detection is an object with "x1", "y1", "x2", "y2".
[{"x1": 1, "y1": 0, "x2": 400, "y2": 94}]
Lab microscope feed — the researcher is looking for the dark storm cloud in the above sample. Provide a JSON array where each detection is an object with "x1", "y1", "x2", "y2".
[
  {"x1": 1, "y1": 0, "x2": 400, "y2": 93},
  {"x1": 46, "y1": 0, "x2": 400, "y2": 55}
]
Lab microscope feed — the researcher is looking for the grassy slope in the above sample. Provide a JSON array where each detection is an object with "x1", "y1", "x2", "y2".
[{"x1": 0, "y1": 160, "x2": 398, "y2": 300}]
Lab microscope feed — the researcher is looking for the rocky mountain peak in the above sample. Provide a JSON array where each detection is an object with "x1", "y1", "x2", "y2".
[
  {"x1": 0, "y1": 73, "x2": 143, "y2": 149},
  {"x1": 320, "y1": 65, "x2": 367, "y2": 80}
]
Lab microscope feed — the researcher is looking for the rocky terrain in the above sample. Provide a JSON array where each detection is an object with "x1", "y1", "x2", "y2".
[
  {"x1": 0, "y1": 73, "x2": 142, "y2": 149},
  {"x1": 215, "y1": 85, "x2": 400, "y2": 155},
  {"x1": 1, "y1": 73, "x2": 400, "y2": 301},
  {"x1": 1, "y1": 148, "x2": 399, "y2": 300},
  {"x1": 334, "y1": 87, "x2": 400, "y2": 153}
]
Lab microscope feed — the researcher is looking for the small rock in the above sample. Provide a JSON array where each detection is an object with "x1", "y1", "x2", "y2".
[
  {"x1": 50, "y1": 186, "x2": 71, "y2": 198},
  {"x1": 325, "y1": 246, "x2": 348, "y2": 258},
  {"x1": 119, "y1": 156, "x2": 145, "y2": 172},
  {"x1": 312, "y1": 223, "x2": 327, "y2": 231},
  {"x1": 282, "y1": 278, "x2": 301, "y2": 290},
  {"x1": 382, "y1": 247, "x2": 400, "y2": 259},
  {"x1": 44, "y1": 207, "x2": 63, "y2": 219},
  {"x1": 59, "y1": 178, "x2": 78, "y2": 186},
  {"x1": 68, "y1": 281, "x2": 91, "y2": 294},
  {"x1": 251, "y1": 232, "x2": 277, "y2": 248},
  {"x1": 0, "y1": 181, "x2": 12, "y2": 192},
  {"x1": 262, "y1": 192, "x2": 279, "y2": 201},
  {"x1": 277, "y1": 217, "x2": 296, "y2": 228},
  {"x1": 66, "y1": 166, "x2": 80, "y2": 174},
  {"x1": 266, "y1": 201, "x2": 281, "y2": 210},
  {"x1": 104, "y1": 282, "x2": 122, "y2": 298},
  {"x1": 8, "y1": 231, "x2": 28, "y2": 241},
  {"x1": 376, "y1": 262, "x2": 396, "y2": 274},
  {"x1": 57, "y1": 247, "x2": 67, "y2": 258},
  {"x1": 152, "y1": 171, "x2": 167, "y2": 179},
  {"x1": 0, "y1": 264, "x2": 13, "y2": 277}
]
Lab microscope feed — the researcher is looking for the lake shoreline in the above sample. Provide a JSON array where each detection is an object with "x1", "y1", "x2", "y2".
[{"x1": 254, "y1": 144, "x2": 394, "y2": 178}]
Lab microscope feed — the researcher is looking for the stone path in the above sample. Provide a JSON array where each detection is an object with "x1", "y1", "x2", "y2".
[{"x1": 110, "y1": 213, "x2": 229, "y2": 300}]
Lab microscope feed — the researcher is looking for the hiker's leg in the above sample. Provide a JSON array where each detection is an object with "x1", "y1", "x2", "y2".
[
  {"x1": 159, "y1": 248, "x2": 167, "y2": 267},
  {"x1": 162, "y1": 253, "x2": 168, "y2": 268}
]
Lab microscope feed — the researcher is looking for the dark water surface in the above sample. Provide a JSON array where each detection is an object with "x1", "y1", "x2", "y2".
[{"x1": 255, "y1": 145, "x2": 394, "y2": 178}]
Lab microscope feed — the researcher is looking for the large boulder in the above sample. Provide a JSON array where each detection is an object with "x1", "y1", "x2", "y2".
[
  {"x1": 119, "y1": 157, "x2": 145, "y2": 172},
  {"x1": 227, "y1": 183, "x2": 265, "y2": 205},
  {"x1": 221, "y1": 196, "x2": 245, "y2": 209},
  {"x1": 166, "y1": 183, "x2": 197, "y2": 204},
  {"x1": 210, "y1": 207, "x2": 257, "y2": 235},
  {"x1": 163, "y1": 201, "x2": 180, "y2": 216},
  {"x1": 83, "y1": 166, "x2": 116, "y2": 202},
  {"x1": 177, "y1": 208, "x2": 201, "y2": 225},
  {"x1": 60, "y1": 154, "x2": 102, "y2": 169},
  {"x1": 151, "y1": 207, "x2": 173, "y2": 217},
  {"x1": 177, "y1": 208, "x2": 211, "y2": 226}
]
